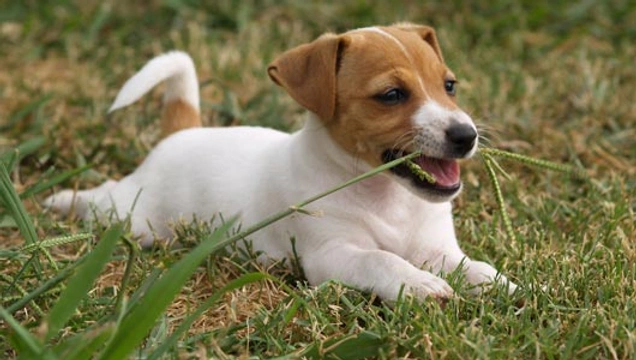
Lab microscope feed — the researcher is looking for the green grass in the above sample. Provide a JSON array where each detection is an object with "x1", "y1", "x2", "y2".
[{"x1": 1, "y1": 1, "x2": 635, "y2": 358}]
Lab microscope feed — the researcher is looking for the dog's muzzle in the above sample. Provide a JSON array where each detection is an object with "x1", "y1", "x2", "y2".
[{"x1": 382, "y1": 123, "x2": 478, "y2": 198}]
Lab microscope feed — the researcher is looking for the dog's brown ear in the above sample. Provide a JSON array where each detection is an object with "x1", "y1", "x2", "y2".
[
  {"x1": 268, "y1": 34, "x2": 343, "y2": 121},
  {"x1": 395, "y1": 23, "x2": 445, "y2": 63}
]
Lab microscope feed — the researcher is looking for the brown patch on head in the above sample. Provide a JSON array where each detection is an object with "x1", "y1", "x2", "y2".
[
  {"x1": 268, "y1": 24, "x2": 459, "y2": 167},
  {"x1": 328, "y1": 24, "x2": 459, "y2": 166},
  {"x1": 160, "y1": 99, "x2": 201, "y2": 138}
]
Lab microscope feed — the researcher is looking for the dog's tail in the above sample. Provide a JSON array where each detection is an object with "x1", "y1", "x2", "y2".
[{"x1": 109, "y1": 51, "x2": 201, "y2": 137}]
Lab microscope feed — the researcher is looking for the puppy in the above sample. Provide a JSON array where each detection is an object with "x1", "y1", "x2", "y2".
[{"x1": 46, "y1": 23, "x2": 517, "y2": 301}]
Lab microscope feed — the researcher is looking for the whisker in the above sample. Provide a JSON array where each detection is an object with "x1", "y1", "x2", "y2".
[
  {"x1": 473, "y1": 118, "x2": 501, "y2": 146},
  {"x1": 479, "y1": 134, "x2": 493, "y2": 147},
  {"x1": 353, "y1": 153, "x2": 362, "y2": 174},
  {"x1": 390, "y1": 130, "x2": 417, "y2": 152}
]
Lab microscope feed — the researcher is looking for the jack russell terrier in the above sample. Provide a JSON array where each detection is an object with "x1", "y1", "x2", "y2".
[{"x1": 45, "y1": 23, "x2": 517, "y2": 302}]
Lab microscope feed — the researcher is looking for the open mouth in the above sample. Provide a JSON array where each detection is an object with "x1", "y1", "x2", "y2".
[{"x1": 382, "y1": 149, "x2": 462, "y2": 195}]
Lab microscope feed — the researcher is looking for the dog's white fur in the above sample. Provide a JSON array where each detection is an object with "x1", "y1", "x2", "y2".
[{"x1": 45, "y1": 25, "x2": 517, "y2": 301}]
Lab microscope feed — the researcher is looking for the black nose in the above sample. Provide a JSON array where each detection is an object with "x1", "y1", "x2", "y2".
[{"x1": 445, "y1": 124, "x2": 477, "y2": 156}]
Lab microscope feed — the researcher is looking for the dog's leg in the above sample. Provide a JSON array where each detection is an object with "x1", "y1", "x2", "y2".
[
  {"x1": 45, "y1": 179, "x2": 163, "y2": 246},
  {"x1": 44, "y1": 180, "x2": 118, "y2": 217},
  {"x1": 302, "y1": 243, "x2": 454, "y2": 302}
]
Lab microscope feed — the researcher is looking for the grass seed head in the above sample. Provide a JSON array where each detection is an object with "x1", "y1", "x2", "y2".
[{"x1": 405, "y1": 159, "x2": 437, "y2": 184}]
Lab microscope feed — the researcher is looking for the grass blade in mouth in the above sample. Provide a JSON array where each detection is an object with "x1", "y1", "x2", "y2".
[{"x1": 405, "y1": 159, "x2": 437, "y2": 184}]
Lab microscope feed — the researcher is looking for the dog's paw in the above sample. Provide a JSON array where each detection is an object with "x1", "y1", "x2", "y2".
[
  {"x1": 403, "y1": 271, "x2": 454, "y2": 303},
  {"x1": 43, "y1": 189, "x2": 76, "y2": 215}
]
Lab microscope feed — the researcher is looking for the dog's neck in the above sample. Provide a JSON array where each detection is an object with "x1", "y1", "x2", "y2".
[
  {"x1": 294, "y1": 114, "x2": 371, "y2": 177},
  {"x1": 292, "y1": 113, "x2": 404, "y2": 201}
]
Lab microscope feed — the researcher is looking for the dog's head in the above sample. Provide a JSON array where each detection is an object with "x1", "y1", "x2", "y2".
[{"x1": 268, "y1": 23, "x2": 477, "y2": 202}]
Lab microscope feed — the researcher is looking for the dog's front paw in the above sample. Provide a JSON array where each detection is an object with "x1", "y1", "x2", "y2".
[
  {"x1": 462, "y1": 260, "x2": 519, "y2": 296},
  {"x1": 402, "y1": 270, "x2": 454, "y2": 304}
]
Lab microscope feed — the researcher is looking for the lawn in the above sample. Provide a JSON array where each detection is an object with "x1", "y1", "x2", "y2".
[{"x1": 1, "y1": 1, "x2": 635, "y2": 359}]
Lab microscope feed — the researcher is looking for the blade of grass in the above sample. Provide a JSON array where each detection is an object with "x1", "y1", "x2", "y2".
[
  {"x1": 296, "y1": 331, "x2": 386, "y2": 360},
  {"x1": 1, "y1": 93, "x2": 52, "y2": 132},
  {"x1": 0, "y1": 212, "x2": 17, "y2": 228},
  {"x1": 0, "y1": 136, "x2": 46, "y2": 172},
  {"x1": 20, "y1": 164, "x2": 92, "y2": 199},
  {"x1": 115, "y1": 235, "x2": 137, "y2": 313},
  {"x1": 0, "y1": 274, "x2": 45, "y2": 317},
  {"x1": 45, "y1": 224, "x2": 123, "y2": 341},
  {"x1": 85, "y1": 4, "x2": 111, "y2": 43},
  {"x1": 0, "y1": 306, "x2": 47, "y2": 359},
  {"x1": 5, "y1": 257, "x2": 81, "y2": 314},
  {"x1": 123, "y1": 268, "x2": 162, "y2": 310},
  {"x1": 0, "y1": 162, "x2": 41, "y2": 273},
  {"x1": 1, "y1": 151, "x2": 18, "y2": 183},
  {"x1": 482, "y1": 153, "x2": 517, "y2": 242},
  {"x1": 52, "y1": 323, "x2": 116, "y2": 360}
]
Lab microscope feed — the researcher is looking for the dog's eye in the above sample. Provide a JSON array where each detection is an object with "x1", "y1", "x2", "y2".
[
  {"x1": 444, "y1": 80, "x2": 457, "y2": 96},
  {"x1": 375, "y1": 88, "x2": 408, "y2": 105}
]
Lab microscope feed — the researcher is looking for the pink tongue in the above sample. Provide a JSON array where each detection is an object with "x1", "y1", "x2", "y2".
[{"x1": 414, "y1": 156, "x2": 460, "y2": 187}]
